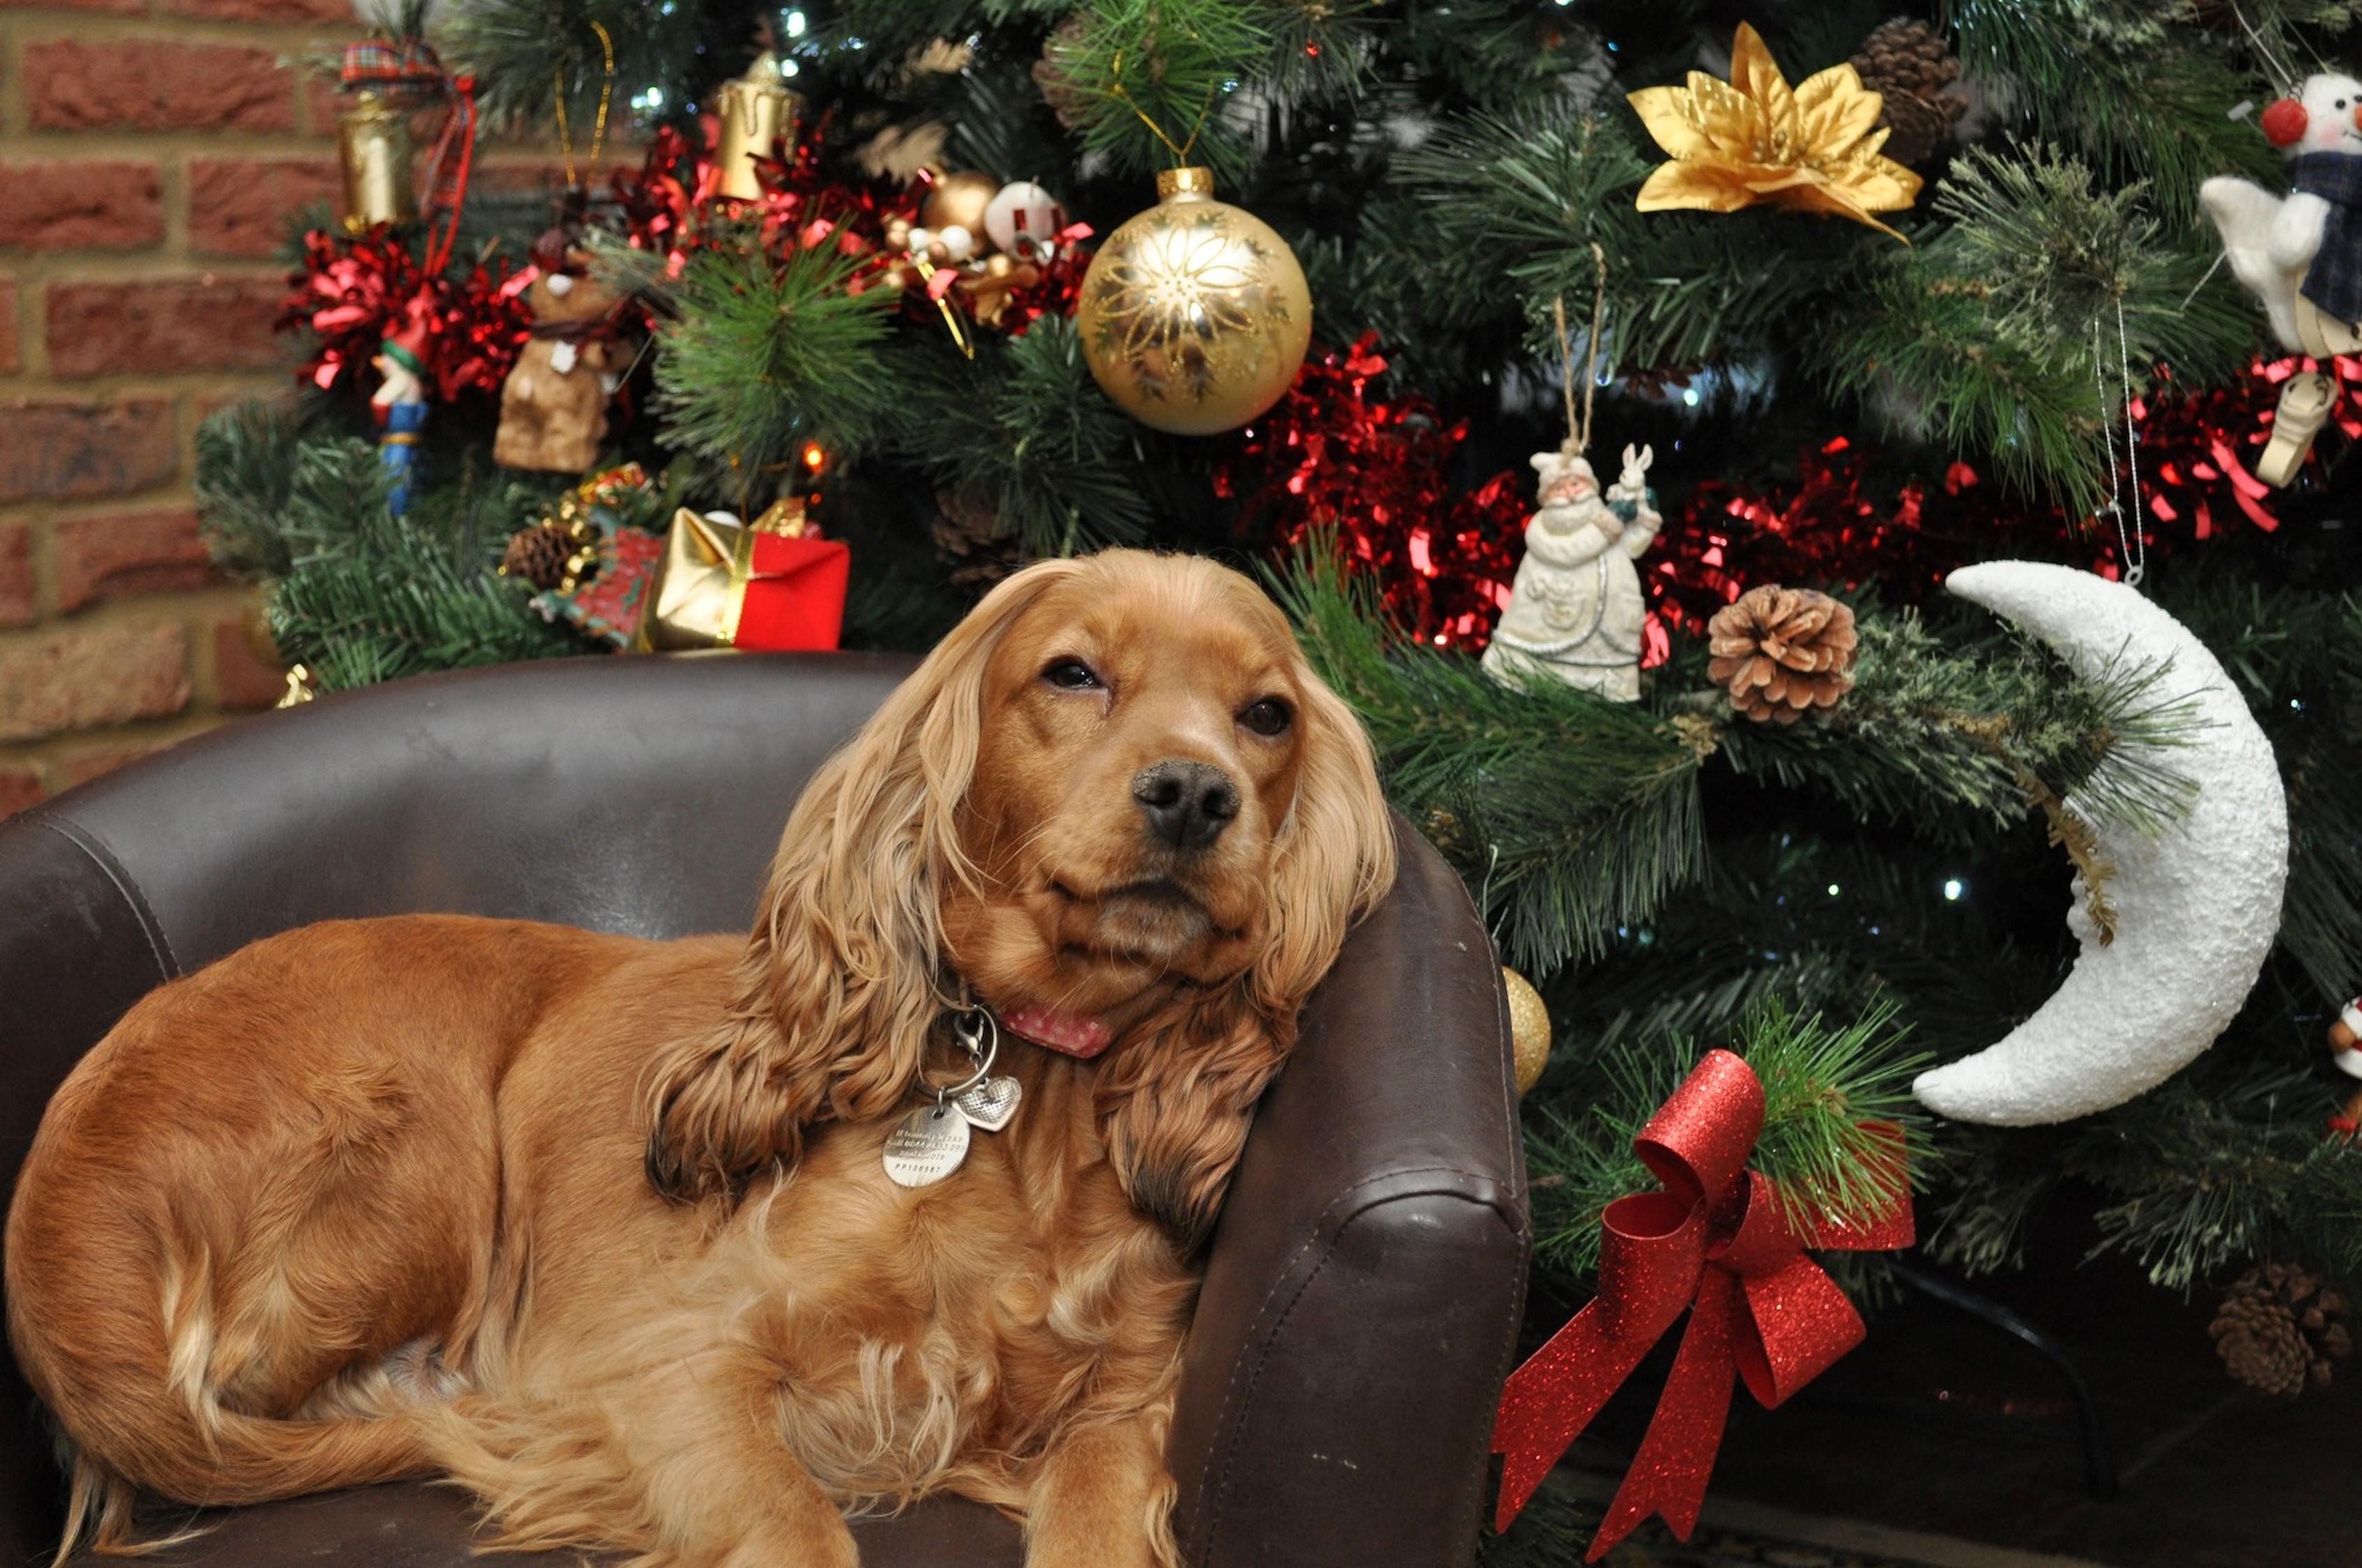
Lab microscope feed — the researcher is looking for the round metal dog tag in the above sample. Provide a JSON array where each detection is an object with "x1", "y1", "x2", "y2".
[
  {"x1": 952, "y1": 1075, "x2": 1021, "y2": 1133},
  {"x1": 882, "y1": 1103, "x2": 970, "y2": 1187}
]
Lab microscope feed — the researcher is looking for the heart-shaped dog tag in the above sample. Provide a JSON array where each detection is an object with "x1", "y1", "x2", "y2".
[
  {"x1": 882, "y1": 1103, "x2": 970, "y2": 1188},
  {"x1": 952, "y1": 1075, "x2": 1021, "y2": 1133}
]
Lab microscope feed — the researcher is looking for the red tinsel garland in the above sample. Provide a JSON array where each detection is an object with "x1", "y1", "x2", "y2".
[
  {"x1": 1225, "y1": 335, "x2": 2351, "y2": 658},
  {"x1": 1217, "y1": 334, "x2": 1531, "y2": 650},
  {"x1": 282, "y1": 226, "x2": 533, "y2": 405}
]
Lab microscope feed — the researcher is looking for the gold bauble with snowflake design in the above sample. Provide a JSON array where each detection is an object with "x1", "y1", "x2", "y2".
[{"x1": 1076, "y1": 167, "x2": 1312, "y2": 435}]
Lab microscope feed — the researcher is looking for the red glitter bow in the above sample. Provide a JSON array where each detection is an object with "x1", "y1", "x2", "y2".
[{"x1": 1491, "y1": 1049, "x2": 1911, "y2": 1557}]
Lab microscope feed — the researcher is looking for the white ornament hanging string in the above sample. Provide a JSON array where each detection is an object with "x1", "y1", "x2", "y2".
[{"x1": 2092, "y1": 298, "x2": 2147, "y2": 589}]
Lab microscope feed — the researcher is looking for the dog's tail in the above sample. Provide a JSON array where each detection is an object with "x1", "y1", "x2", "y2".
[
  {"x1": 45, "y1": 1378, "x2": 431, "y2": 1560},
  {"x1": 46, "y1": 1385, "x2": 430, "y2": 1562},
  {"x1": 23, "y1": 1245, "x2": 432, "y2": 1562}
]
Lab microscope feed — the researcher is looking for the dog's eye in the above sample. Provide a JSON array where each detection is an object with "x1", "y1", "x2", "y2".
[
  {"x1": 1042, "y1": 659, "x2": 1101, "y2": 691},
  {"x1": 1239, "y1": 698, "x2": 1293, "y2": 737}
]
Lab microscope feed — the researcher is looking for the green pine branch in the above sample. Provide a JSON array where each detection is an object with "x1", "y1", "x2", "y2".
[
  {"x1": 650, "y1": 235, "x2": 901, "y2": 504},
  {"x1": 897, "y1": 316, "x2": 1151, "y2": 559},
  {"x1": 1042, "y1": 0, "x2": 1272, "y2": 180},
  {"x1": 194, "y1": 421, "x2": 583, "y2": 693}
]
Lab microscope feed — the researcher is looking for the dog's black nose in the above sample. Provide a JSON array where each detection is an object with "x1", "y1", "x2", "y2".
[{"x1": 1133, "y1": 760, "x2": 1240, "y2": 850}]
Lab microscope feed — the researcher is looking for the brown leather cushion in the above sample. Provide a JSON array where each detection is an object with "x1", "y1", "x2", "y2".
[{"x1": 68, "y1": 1482, "x2": 1022, "y2": 1567}]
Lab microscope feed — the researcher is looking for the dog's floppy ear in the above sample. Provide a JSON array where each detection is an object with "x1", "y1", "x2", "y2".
[
  {"x1": 1098, "y1": 658, "x2": 1397, "y2": 1247},
  {"x1": 644, "y1": 561, "x2": 1085, "y2": 1203}
]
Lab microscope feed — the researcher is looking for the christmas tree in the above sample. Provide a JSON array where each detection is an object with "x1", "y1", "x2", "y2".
[{"x1": 199, "y1": 0, "x2": 2362, "y2": 1555}]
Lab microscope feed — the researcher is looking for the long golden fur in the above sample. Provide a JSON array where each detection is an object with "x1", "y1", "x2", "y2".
[{"x1": 4, "y1": 550, "x2": 1395, "y2": 1568}]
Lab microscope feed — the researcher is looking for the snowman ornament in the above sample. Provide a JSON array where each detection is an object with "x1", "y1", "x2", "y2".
[
  {"x1": 1481, "y1": 443, "x2": 1662, "y2": 702},
  {"x1": 2200, "y1": 71, "x2": 2362, "y2": 485}
]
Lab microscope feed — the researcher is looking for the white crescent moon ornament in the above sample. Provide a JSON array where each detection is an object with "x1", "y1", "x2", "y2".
[{"x1": 1910, "y1": 562, "x2": 2289, "y2": 1126}]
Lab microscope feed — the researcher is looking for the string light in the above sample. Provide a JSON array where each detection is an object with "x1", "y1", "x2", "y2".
[{"x1": 1943, "y1": 878, "x2": 1965, "y2": 901}]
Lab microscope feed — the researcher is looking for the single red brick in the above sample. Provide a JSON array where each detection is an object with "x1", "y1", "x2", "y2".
[
  {"x1": 0, "y1": 162, "x2": 163, "y2": 252},
  {"x1": 213, "y1": 613, "x2": 287, "y2": 710},
  {"x1": 189, "y1": 157, "x2": 342, "y2": 259},
  {"x1": 0, "y1": 623, "x2": 190, "y2": 743},
  {"x1": 0, "y1": 400, "x2": 177, "y2": 502},
  {"x1": 305, "y1": 76, "x2": 346, "y2": 138},
  {"x1": 26, "y1": 39, "x2": 296, "y2": 134},
  {"x1": 0, "y1": 767, "x2": 45, "y2": 820},
  {"x1": 0, "y1": 525, "x2": 33, "y2": 628},
  {"x1": 0, "y1": 279, "x2": 17, "y2": 372},
  {"x1": 162, "y1": 0, "x2": 357, "y2": 19},
  {"x1": 46, "y1": 276, "x2": 285, "y2": 378},
  {"x1": 53, "y1": 509, "x2": 219, "y2": 613}
]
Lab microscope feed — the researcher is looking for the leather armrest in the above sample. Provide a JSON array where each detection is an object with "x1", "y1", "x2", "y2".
[
  {"x1": 0, "y1": 812, "x2": 181, "y2": 1565},
  {"x1": 1168, "y1": 816, "x2": 1528, "y2": 1568}
]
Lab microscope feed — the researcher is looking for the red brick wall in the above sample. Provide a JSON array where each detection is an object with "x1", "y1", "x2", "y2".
[
  {"x1": 0, "y1": 3, "x2": 608, "y2": 819},
  {"x1": 0, "y1": 0, "x2": 358, "y2": 815}
]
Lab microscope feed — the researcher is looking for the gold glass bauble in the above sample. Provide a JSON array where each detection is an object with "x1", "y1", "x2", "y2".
[
  {"x1": 338, "y1": 92, "x2": 414, "y2": 232},
  {"x1": 713, "y1": 53, "x2": 802, "y2": 202},
  {"x1": 1503, "y1": 967, "x2": 1553, "y2": 1096},
  {"x1": 1075, "y1": 167, "x2": 1312, "y2": 436},
  {"x1": 921, "y1": 170, "x2": 999, "y2": 238}
]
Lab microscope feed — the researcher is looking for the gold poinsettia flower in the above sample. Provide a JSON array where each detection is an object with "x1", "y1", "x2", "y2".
[{"x1": 1626, "y1": 22, "x2": 1922, "y2": 239}]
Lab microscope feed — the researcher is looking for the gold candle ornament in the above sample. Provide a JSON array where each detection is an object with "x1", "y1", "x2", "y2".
[
  {"x1": 1076, "y1": 167, "x2": 1312, "y2": 436},
  {"x1": 338, "y1": 91, "x2": 415, "y2": 232},
  {"x1": 712, "y1": 53, "x2": 802, "y2": 202}
]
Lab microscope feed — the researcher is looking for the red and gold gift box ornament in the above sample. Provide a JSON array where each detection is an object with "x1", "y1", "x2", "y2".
[
  {"x1": 634, "y1": 501, "x2": 850, "y2": 653},
  {"x1": 1491, "y1": 1049, "x2": 1912, "y2": 1556}
]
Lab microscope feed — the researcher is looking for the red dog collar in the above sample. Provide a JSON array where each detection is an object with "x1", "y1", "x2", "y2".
[{"x1": 1002, "y1": 1004, "x2": 1113, "y2": 1059}]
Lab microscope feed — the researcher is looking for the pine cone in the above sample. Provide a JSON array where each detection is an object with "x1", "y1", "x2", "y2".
[
  {"x1": 2211, "y1": 1263, "x2": 2353, "y2": 1398},
  {"x1": 1705, "y1": 586, "x2": 1859, "y2": 724},
  {"x1": 932, "y1": 490, "x2": 1022, "y2": 589},
  {"x1": 500, "y1": 521, "x2": 574, "y2": 592},
  {"x1": 1031, "y1": 11, "x2": 1092, "y2": 130},
  {"x1": 1850, "y1": 17, "x2": 1966, "y2": 165}
]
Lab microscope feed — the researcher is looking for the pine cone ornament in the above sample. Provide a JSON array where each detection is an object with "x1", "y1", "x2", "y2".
[
  {"x1": 1850, "y1": 17, "x2": 1967, "y2": 165},
  {"x1": 932, "y1": 490, "x2": 1022, "y2": 589},
  {"x1": 500, "y1": 521, "x2": 575, "y2": 592},
  {"x1": 2211, "y1": 1263, "x2": 2352, "y2": 1398},
  {"x1": 1705, "y1": 586, "x2": 1859, "y2": 723},
  {"x1": 1031, "y1": 11, "x2": 1092, "y2": 129}
]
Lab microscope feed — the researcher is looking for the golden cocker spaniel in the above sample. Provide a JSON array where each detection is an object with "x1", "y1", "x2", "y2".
[{"x1": 5, "y1": 548, "x2": 1396, "y2": 1568}]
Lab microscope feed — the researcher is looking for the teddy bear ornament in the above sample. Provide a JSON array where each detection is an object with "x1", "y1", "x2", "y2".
[
  {"x1": 2200, "y1": 71, "x2": 2362, "y2": 486},
  {"x1": 494, "y1": 227, "x2": 628, "y2": 473}
]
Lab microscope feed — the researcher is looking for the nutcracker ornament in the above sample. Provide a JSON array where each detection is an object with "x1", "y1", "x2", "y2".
[
  {"x1": 371, "y1": 291, "x2": 436, "y2": 512},
  {"x1": 495, "y1": 229, "x2": 627, "y2": 472},
  {"x1": 1482, "y1": 444, "x2": 1664, "y2": 701},
  {"x1": 2200, "y1": 70, "x2": 2362, "y2": 486}
]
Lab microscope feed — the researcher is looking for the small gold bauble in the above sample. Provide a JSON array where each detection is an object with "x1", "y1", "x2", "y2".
[
  {"x1": 921, "y1": 169, "x2": 999, "y2": 238},
  {"x1": 1503, "y1": 967, "x2": 1553, "y2": 1096},
  {"x1": 1075, "y1": 167, "x2": 1312, "y2": 436}
]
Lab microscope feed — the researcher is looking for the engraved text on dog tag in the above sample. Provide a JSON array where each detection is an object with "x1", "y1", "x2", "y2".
[
  {"x1": 882, "y1": 1103, "x2": 970, "y2": 1187},
  {"x1": 952, "y1": 1075, "x2": 1021, "y2": 1133}
]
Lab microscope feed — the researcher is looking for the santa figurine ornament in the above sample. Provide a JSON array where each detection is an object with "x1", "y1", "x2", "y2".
[
  {"x1": 2200, "y1": 70, "x2": 2362, "y2": 486},
  {"x1": 1481, "y1": 441, "x2": 1663, "y2": 700},
  {"x1": 371, "y1": 290, "x2": 436, "y2": 513}
]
